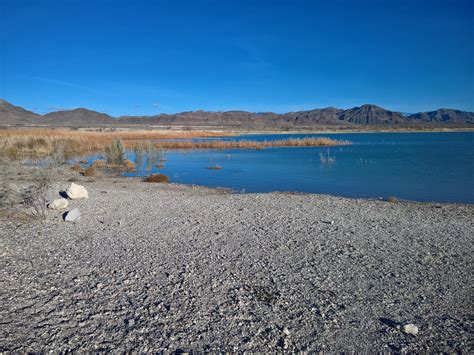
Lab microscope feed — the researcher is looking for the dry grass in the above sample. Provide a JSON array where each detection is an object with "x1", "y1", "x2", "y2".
[
  {"x1": 91, "y1": 159, "x2": 106, "y2": 168},
  {"x1": 0, "y1": 128, "x2": 230, "y2": 158},
  {"x1": 0, "y1": 128, "x2": 350, "y2": 159},
  {"x1": 82, "y1": 165, "x2": 96, "y2": 177},
  {"x1": 143, "y1": 174, "x2": 169, "y2": 183},
  {"x1": 70, "y1": 164, "x2": 83, "y2": 172},
  {"x1": 153, "y1": 137, "x2": 349, "y2": 149}
]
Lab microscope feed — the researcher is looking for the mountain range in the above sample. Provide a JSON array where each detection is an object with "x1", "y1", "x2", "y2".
[{"x1": 1, "y1": 99, "x2": 473, "y2": 128}]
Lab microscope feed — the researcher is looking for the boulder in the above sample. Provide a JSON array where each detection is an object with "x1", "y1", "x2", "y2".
[
  {"x1": 64, "y1": 208, "x2": 81, "y2": 222},
  {"x1": 66, "y1": 182, "x2": 89, "y2": 199},
  {"x1": 47, "y1": 198, "x2": 69, "y2": 210}
]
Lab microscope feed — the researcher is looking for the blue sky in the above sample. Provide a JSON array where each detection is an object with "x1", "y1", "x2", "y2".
[{"x1": 1, "y1": 0, "x2": 472, "y2": 116}]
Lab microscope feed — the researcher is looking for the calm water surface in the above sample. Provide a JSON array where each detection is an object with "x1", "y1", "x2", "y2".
[{"x1": 94, "y1": 132, "x2": 473, "y2": 204}]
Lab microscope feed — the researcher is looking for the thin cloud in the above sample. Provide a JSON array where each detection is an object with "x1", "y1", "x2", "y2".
[
  {"x1": 47, "y1": 106, "x2": 71, "y2": 111},
  {"x1": 152, "y1": 103, "x2": 160, "y2": 108},
  {"x1": 28, "y1": 76, "x2": 100, "y2": 94}
]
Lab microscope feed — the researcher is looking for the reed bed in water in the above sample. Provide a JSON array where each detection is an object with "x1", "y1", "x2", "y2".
[
  {"x1": 0, "y1": 128, "x2": 230, "y2": 157},
  {"x1": 153, "y1": 137, "x2": 349, "y2": 149},
  {"x1": 0, "y1": 128, "x2": 349, "y2": 159}
]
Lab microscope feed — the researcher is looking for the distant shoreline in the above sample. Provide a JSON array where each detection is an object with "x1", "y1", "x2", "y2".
[
  {"x1": 225, "y1": 127, "x2": 474, "y2": 135},
  {"x1": 1, "y1": 124, "x2": 473, "y2": 135}
]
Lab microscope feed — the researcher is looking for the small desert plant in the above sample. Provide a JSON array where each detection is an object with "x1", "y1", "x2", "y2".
[
  {"x1": 133, "y1": 143, "x2": 145, "y2": 167},
  {"x1": 387, "y1": 196, "x2": 398, "y2": 203},
  {"x1": 20, "y1": 170, "x2": 53, "y2": 221},
  {"x1": 91, "y1": 159, "x2": 106, "y2": 168},
  {"x1": 105, "y1": 138, "x2": 126, "y2": 166},
  {"x1": 1, "y1": 166, "x2": 53, "y2": 222},
  {"x1": 82, "y1": 165, "x2": 96, "y2": 176},
  {"x1": 145, "y1": 141, "x2": 157, "y2": 155},
  {"x1": 71, "y1": 164, "x2": 83, "y2": 172},
  {"x1": 51, "y1": 144, "x2": 65, "y2": 165},
  {"x1": 143, "y1": 174, "x2": 169, "y2": 183},
  {"x1": 144, "y1": 141, "x2": 163, "y2": 171}
]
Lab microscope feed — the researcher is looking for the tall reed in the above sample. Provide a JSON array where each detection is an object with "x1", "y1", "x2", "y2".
[{"x1": 152, "y1": 137, "x2": 349, "y2": 149}]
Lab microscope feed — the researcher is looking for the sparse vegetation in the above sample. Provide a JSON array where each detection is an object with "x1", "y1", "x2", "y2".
[
  {"x1": 71, "y1": 164, "x2": 83, "y2": 172},
  {"x1": 143, "y1": 174, "x2": 169, "y2": 183},
  {"x1": 82, "y1": 165, "x2": 96, "y2": 177},
  {"x1": 133, "y1": 143, "x2": 145, "y2": 167},
  {"x1": 104, "y1": 138, "x2": 126, "y2": 166},
  {"x1": 91, "y1": 159, "x2": 106, "y2": 168},
  {"x1": 387, "y1": 196, "x2": 399, "y2": 203},
  {"x1": 319, "y1": 149, "x2": 336, "y2": 164},
  {"x1": 0, "y1": 164, "x2": 53, "y2": 222}
]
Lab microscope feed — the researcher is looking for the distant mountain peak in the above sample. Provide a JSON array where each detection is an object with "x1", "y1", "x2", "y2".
[
  {"x1": 0, "y1": 99, "x2": 472, "y2": 127},
  {"x1": 0, "y1": 99, "x2": 40, "y2": 125}
]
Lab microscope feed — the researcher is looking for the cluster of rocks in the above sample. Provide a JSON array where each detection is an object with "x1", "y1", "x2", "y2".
[{"x1": 47, "y1": 182, "x2": 88, "y2": 222}]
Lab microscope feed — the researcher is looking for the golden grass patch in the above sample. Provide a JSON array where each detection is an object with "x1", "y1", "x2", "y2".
[
  {"x1": 0, "y1": 128, "x2": 230, "y2": 158},
  {"x1": 143, "y1": 174, "x2": 169, "y2": 183}
]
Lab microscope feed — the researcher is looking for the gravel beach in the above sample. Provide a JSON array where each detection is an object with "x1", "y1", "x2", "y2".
[{"x1": 1, "y1": 174, "x2": 473, "y2": 352}]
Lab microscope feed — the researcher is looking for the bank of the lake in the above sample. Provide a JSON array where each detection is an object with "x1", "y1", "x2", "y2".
[{"x1": 1, "y1": 172, "x2": 472, "y2": 352}]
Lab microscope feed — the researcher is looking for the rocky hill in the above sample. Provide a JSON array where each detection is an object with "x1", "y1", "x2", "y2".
[
  {"x1": 0, "y1": 99, "x2": 41, "y2": 125},
  {"x1": 42, "y1": 108, "x2": 115, "y2": 125},
  {"x1": 0, "y1": 99, "x2": 473, "y2": 128},
  {"x1": 337, "y1": 104, "x2": 406, "y2": 125},
  {"x1": 408, "y1": 108, "x2": 474, "y2": 124}
]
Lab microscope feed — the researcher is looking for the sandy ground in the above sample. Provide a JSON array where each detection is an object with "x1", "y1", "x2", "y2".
[{"x1": 0, "y1": 171, "x2": 473, "y2": 352}]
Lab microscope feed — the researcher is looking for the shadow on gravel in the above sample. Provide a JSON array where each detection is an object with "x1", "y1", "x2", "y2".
[{"x1": 379, "y1": 317, "x2": 401, "y2": 328}]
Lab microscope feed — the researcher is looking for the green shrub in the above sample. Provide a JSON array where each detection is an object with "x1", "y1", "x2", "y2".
[{"x1": 105, "y1": 138, "x2": 126, "y2": 166}]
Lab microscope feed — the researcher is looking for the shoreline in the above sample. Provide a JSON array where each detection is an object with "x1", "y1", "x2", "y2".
[
  {"x1": 1, "y1": 167, "x2": 473, "y2": 352},
  {"x1": 238, "y1": 128, "x2": 474, "y2": 135},
  {"x1": 2, "y1": 125, "x2": 474, "y2": 135}
]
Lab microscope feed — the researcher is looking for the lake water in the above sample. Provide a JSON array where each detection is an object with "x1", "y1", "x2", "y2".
[{"x1": 95, "y1": 132, "x2": 473, "y2": 204}]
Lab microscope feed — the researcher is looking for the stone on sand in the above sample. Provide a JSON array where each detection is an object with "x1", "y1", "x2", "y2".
[
  {"x1": 64, "y1": 208, "x2": 81, "y2": 222},
  {"x1": 66, "y1": 183, "x2": 89, "y2": 199},
  {"x1": 47, "y1": 198, "x2": 69, "y2": 210}
]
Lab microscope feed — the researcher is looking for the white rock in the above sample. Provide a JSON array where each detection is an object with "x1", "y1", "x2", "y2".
[
  {"x1": 64, "y1": 208, "x2": 81, "y2": 222},
  {"x1": 401, "y1": 323, "x2": 419, "y2": 336},
  {"x1": 47, "y1": 198, "x2": 69, "y2": 210},
  {"x1": 66, "y1": 182, "x2": 89, "y2": 199}
]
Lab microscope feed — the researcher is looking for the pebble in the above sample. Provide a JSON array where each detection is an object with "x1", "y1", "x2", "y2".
[
  {"x1": 401, "y1": 323, "x2": 419, "y2": 336},
  {"x1": 64, "y1": 208, "x2": 81, "y2": 222},
  {"x1": 47, "y1": 198, "x2": 69, "y2": 210},
  {"x1": 66, "y1": 182, "x2": 89, "y2": 199}
]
